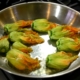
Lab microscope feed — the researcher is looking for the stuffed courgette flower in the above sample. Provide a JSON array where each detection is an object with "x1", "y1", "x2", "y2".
[
  {"x1": 9, "y1": 31, "x2": 44, "y2": 45},
  {"x1": 12, "y1": 41, "x2": 33, "y2": 54},
  {"x1": 56, "y1": 37, "x2": 80, "y2": 52},
  {"x1": 31, "y1": 19, "x2": 57, "y2": 33},
  {"x1": 4, "y1": 20, "x2": 33, "y2": 34},
  {"x1": 48, "y1": 25, "x2": 80, "y2": 40},
  {"x1": 0, "y1": 36, "x2": 9, "y2": 54},
  {"x1": 18, "y1": 28, "x2": 39, "y2": 36},
  {"x1": 6, "y1": 49, "x2": 40, "y2": 71},
  {"x1": 20, "y1": 34, "x2": 44, "y2": 45},
  {"x1": 9, "y1": 31, "x2": 23, "y2": 42},
  {"x1": 46, "y1": 51, "x2": 78, "y2": 73},
  {"x1": 4, "y1": 23, "x2": 19, "y2": 34}
]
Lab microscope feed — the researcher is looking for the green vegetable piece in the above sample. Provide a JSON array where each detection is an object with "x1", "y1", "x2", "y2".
[
  {"x1": 46, "y1": 51, "x2": 78, "y2": 72},
  {"x1": 9, "y1": 31, "x2": 23, "y2": 42},
  {"x1": 56, "y1": 37, "x2": 80, "y2": 52},
  {"x1": 31, "y1": 19, "x2": 50, "y2": 32},
  {"x1": 12, "y1": 41, "x2": 33, "y2": 53},
  {"x1": 6, "y1": 49, "x2": 40, "y2": 71},
  {"x1": 0, "y1": 37, "x2": 9, "y2": 53},
  {"x1": 6, "y1": 49, "x2": 28, "y2": 70},
  {"x1": 4, "y1": 23, "x2": 19, "y2": 34},
  {"x1": 48, "y1": 25, "x2": 69, "y2": 40}
]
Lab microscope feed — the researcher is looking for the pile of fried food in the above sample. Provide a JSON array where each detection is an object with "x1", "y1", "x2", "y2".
[
  {"x1": 1, "y1": 19, "x2": 45, "y2": 72},
  {"x1": 47, "y1": 21, "x2": 80, "y2": 74},
  {"x1": 0, "y1": 18, "x2": 80, "y2": 74}
]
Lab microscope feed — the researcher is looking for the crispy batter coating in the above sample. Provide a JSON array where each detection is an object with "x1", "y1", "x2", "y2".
[
  {"x1": 12, "y1": 41, "x2": 33, "y2": 54},
  {"x1": 48, "y1": 25, "x2": 80, "y2": 40},
  {"x1": 16, "y1": 20, "x2": 33, "y2": 28},
  {"x1": 20, "y1": 34, "x2": 44, "y2": 45},
  {"x1": 18, "y1": 28, "x2": 39, "y2": 36},
  {"x1": 47, "y1": 22, "x2": 57, "y2": 30},
  {"x1": 31, "y1": 19, "x2": 57, "y2": 33},
  {"x1": 63, "y1": 25, "x2": 80, "y2": 39},
  {"x1": 6, "y1": 49, "x2": 41, "y2": 71},
  {"x1": 46, "y1": 51, "x2": 78, "y2": 73},
  {"x1": 56, "y1": 37, "x2": 80, "y2": 52}
]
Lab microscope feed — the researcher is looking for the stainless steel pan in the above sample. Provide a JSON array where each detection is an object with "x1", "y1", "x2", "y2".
[{"x1": 0, "y1": 1, "x2": 80, "y2": 78}]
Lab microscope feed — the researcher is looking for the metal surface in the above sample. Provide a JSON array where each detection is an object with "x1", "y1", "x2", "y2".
[{"x1": 0, "y1": 1, "x2": 80, "y2": 78}]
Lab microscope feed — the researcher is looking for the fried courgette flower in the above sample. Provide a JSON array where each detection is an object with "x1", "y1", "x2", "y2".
[
  {"x1": 31, "y1": 19, "x2": 56, "y2": 33},
  {"x1": 9, "y1": 31, "x2": 23, "y2": 42},
  {"x1": 16, "y1": 20, "x2": 33, "y2": 28},
  {"x1": 0, "y1": 36, "x2": 9, "y2": 54},
  {"x1": 9, "y1": 31, "x2": 44, "y2": 45},
  {"x1": 18, "y1": 28, "x2": 39, "y2": 36},
  {"x1": 4, "y1": 23, "x2": 19, "y2": 34},
  {"x1": 46, "y1": 51, "x2": 78, "y2": 73},
  {"x1": 20, "y1": 34, "x2": 44, "y2": 45},
  {"x1": 56, "y1": 37, "x2": 80, "y2": 52},
  {"x1": 12, "y1": 41, "x2": 33, "y2": 54},
  {"x1": 6, "y1": 49, "x2": 40, "y2": 71},
  {"x1": 4, "y1": 20, "x2": 33, "y2": 34},
  {"x1": 19, "y1": 29, "x2": 44, "y2": 44},
  {"x1": 48, "y1": 25, "x2": 80, "y2": 40}
]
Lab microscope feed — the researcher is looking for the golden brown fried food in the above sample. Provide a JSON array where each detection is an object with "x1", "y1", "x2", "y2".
[
  {"x1": 31, "y1": 19, "x2": 57, "y2": 33},
  {"x1": 20, "y1": 34, "x2": 44, "y2": 45},
  {"x1": 0, "y1": 36, "x2": 10, "y2": 54},
  {"x1": 4, "y1": 20, "x2": 33, "y2": 33},
  {"x1": 12, "y1": 41, "x2": 33, "y2": 54},
  {"x1": 48, "y1": 22, "x2": 57, "y2": 30},
  {"x1": 62, "y1": 25, "x2": 80, "y2": 39},
  {"x1": 16, "y1": 20, "x2": 33, "y2": 28},
  {"x1": 56, "y1": 37, "x2": 80, "y2": 52},
  {"x1": 18, "y1": 28, "x2": 39, "y2": 36},
  {"x1": 46, "y1": 51, "x2": 78, "y2": 74},
  {"x1": 6, "y1": 49, "x2": 41, "y2": 71},
  {"x1": 48, "y1": 25, "x2": 80, "y2": 40},
  {"x1": 9, "y1": 30, "x2": 44, "y2": 45}
]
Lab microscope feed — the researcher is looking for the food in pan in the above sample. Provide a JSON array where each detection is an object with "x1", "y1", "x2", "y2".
[
  {"x1": 18, "y1": 28, "x2": 39, "y2": 36},
  {"x1": 48, "y1": 25, "x2": 80, "y2": 40},
  {"x1": 12, "y1": 41, "x2": 33, "y2": 54},
  {"x1": 56, "y1": 37, "x2": 80, "y2": 52},
  {"x1": 0, "y1": 18, "x2": 79, "y2": 75},
  {"x1": 16, "y1": 20, "x2": 33, "y2": 27},
  {"x1": 46, "y1": 51, "x2": 78, "y2": 73},
  {"x1": 4, "y1": 23, "x2": 20, "y2": 34},
  {"x1": 0, "y1": 19, "x2": 45, "y2": 72},
  {"x1": 20, "y1": 33, "x2": 44, "y2": 45},
  {"x1": 4, "y1": 20, "x2": 33, "y2": 34},
  {"x1": 6, "y1": 49, "x2": 40, "y2": 71},
  {"x1": 0, "y1": 36, "x2": 10, "y2": 54},
  {"x1": 31, "y1": 19, "x2": 57, "y2": 33},
  {"x1": 17, "y1": 28, "x2": 44, "y2": 44},
  {"x1": 9, "y1": 30, "x2": 44, "y2": 45},
  {"x1": 9, "y1": 31, "x2": 23, "y2": 42}
]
